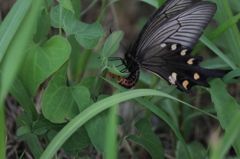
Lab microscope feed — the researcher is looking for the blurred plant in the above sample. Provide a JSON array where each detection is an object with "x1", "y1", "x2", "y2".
[{"x1": 0, "y1": 0, "x2": 240, "y2": 159}]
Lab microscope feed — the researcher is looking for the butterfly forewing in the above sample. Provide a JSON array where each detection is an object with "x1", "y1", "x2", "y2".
[
  {"x1": 137, "y1": 1, "x2": 217, "y2": 54},
  {"x1": 131, "y1": 0, "x2": 193, "y2": 55}
]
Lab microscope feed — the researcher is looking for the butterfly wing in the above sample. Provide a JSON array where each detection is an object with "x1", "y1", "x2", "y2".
[
  {"x1": 139, "y1": 43, "x2": 227, "y2": 92},
  {"x1": 130, "y1": 0, "x2": 193, "y2": 56},
  {"x1": 137, "y1": 1, "x2": 217, "y2": 54},
  {"x1": 135, "y1": 2, "x2": 221, "y2": 92}
]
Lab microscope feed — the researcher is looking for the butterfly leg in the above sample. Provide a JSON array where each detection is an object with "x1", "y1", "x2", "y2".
[{"x1": 108, "y1": 57, "x2": 123, "y2": 61}]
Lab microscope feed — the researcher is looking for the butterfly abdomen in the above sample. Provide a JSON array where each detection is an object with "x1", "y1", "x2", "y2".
[{"x1": 118, "y1": 69, "x2": 140, "y2": 88}]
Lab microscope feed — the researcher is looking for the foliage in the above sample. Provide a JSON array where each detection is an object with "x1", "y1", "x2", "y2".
[{"x1": 0, "y1": 0, "x2": 240, "y2": 159}]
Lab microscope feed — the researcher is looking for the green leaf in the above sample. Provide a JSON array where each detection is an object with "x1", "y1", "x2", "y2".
[
  {"x1": 75, "y1": 91, "x2": 120, "y2": 154},
  {"x1": 107, "y1": 65, "x2": 129, "y2": 76},
  {"x1": 209, "y1": 79, "x2": 240, "y2": 155},
  {"x1": 176, "y1": 141, "x2": 207, "y2": 159},
  {"x1": 84, "y1": 95, "x2": 112, "y2": 152},
  {"x1": 19, "y1": 35, "x2": 71, "y2": 96},
  {"x1": 99, "y1": 30, "x2": 126, "y2": 75},
  {"x1": 126, "y1": 119, "x2": 164, "y2": 159},
  {"x1": 140, "y1": 0, "x2": 158, "y2": 8},
  {"x1": 50, "y1": 5, "x2": 105, "y2": 48},
  {"x1": 33, "y1": 8, "x2": 49, "y2": 43},
  {"x1": 50, "y1": 5, "x2": 88, "y2": 34},
  {"x1": 78, "y1": 76, "x2": 96, "y2": 92},
  {"x1": 16, "y1": 125, "x2": 32, "y2": 138},
  {"x1": 0, "y1": 72, "x2": 38, "y2": 119},
  {"x1": 85, "y1": 110, "x2": 109, "y2": 152},
  {"x1": 42, "y1": 66, "x2": 96, "y2": 124},
  {"x1": 40, "y1": 89, "x2": 193, "y2": 159},
  {"x1": 72, "y1": 86, "x2": 92, "y2": 112},
  {"x1": 73, "y1": 89, "x2": 112, "y2": 152},
  {"x1": 47, "y1": 126, "x2": 90, "y2": 151},
  {"x1": 16, "y1": 111, "x2": 34, "y2": 126},
  {"x1": 32, "y1": 115, "x2": 60, "y2": 135},
  {"x1": 57, "y1": 0, "x2": 74, "y2": 13},
  {"x1": 209, "y1": 79, "x2": 239, "y2": 129},
  {"x1": 17, "y1": 125, "x2": 44, "y2": 159},
  {"x1": 100, "y1": 30, "x2": 124, "y2": 58},
  {"x1": 75, "y1": 22, "x2": 105, "y2": 49},
  {"x1": 42, "y1": 64, "x2": 79, "y2": 123},
  {"x1": 20, "y1": 133, "x2": 44, "y2": 159},
  {"x1": 64, "y1": 149, "x2": 88, "y2": 158}
]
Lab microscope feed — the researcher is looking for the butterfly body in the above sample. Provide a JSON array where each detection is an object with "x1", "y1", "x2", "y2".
[
  {"x1": 118, "y1": 69, "x2": 140, "y2": 88},
  {"x1": 109, "y1": 0, "x2": 229, "y2": 92}
]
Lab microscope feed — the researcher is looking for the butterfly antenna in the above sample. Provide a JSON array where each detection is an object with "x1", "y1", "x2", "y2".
[
  {"x1": 109, "y1": 28, "x2": 128, "y2": 53},
  {"x1": 120, "y1": 42, "x2": 128, "y2": 52},
  {"x1": 127, "y1": 43, "x2": 132, "y2": 53}
]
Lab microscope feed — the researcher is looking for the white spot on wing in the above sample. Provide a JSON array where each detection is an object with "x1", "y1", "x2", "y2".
[
  {"x1": 182, "y1": 80, "x2": 189, "y2": 90},
  {"x1": 187, "y1": 58, "x2": 194, "y2": 65},
  {"x1": 169, "y1": 72, "x2": 177, "y2": 84},
  {"x1": 180, "y1": 49, "x2": 187, "y2": 56},
  {"x1": 194, "y1": 73, "x2": 200, "y2": 80},
  {"x1": 160, "y1": 43, "x2": 167, "y2": 48},
  {"x1": 171, "y1": 44, "x2": 177, "y2": 50}
]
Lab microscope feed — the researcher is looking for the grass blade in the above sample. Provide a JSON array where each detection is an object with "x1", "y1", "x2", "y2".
[
  {"x1": 0, "y1": 0, "x2": 44, "y2": 102},
  {"x1": 212, "y1": 0, "x2": 240, "y2": 65},
  {"x1": 200, "y1": 35, "x2": 237, "y2": 69},
  {"x1": 210, "y1": 112, "x2": 240, "y2": 159},
  {"x1": 193, "y1": 13, "x2": 240, "y2": 54},
  {"x1": 0, "y1": 0, "x2": 32, "y2": 62}
]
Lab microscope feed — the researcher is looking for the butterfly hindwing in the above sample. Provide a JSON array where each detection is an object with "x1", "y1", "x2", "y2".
[{"x1": 139, "y1": 43, "x2": 227, "y2": 92}]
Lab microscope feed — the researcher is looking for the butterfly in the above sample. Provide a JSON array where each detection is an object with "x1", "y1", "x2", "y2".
[{"x1": 109, "y1": 0, "x2": 229, "y2": 93}]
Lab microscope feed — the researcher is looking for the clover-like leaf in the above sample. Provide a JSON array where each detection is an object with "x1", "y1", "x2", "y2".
[
  {"x1": 19, "y1": 35, "x2": 71, "y2": 96},
  {"x1": 107, "y1": 65, "x2": 129, "y2": 77},
  {"x1": 57, "y1": 0, "x2": 74, "y2": 13},
  {"x1": 75, "y1": 22, "x2": 105, "y2": 49},
  {"x1": 126, "y1": 119, "x2": 164, "y2": 159},
  {"x1": 100, "y1": 30, "x2": 124, "y2": 63},
  {"x1": 176, "y1": 141, "x2": 207, "y2": 159},
  {"x1": 50, "y1": 5, "x2": 105, "y2": 49},
  {"x1": 50, "y1": 5, "x2": 88, "y2": 35},
  {"x1": 47, "y1": 126, "x2": 90, "y2": 151},
  {"x1": 42, "y1": 64, "x2": 79, "y2": 123}
]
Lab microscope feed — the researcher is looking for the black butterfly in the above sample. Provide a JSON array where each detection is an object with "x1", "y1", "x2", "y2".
[{"x1": 109, "y1": 0, "x2": 229, "y2": 93}]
